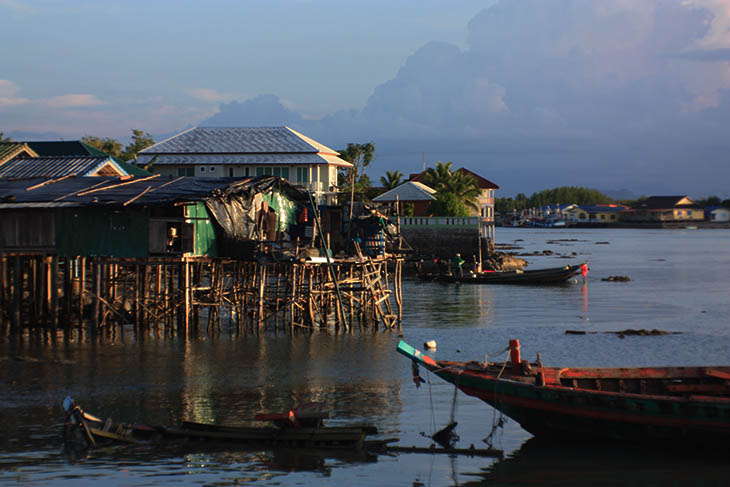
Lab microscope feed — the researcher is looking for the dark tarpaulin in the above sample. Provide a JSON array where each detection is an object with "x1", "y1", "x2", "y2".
[{"x1": 203, "y1": 176, "x2": 308, "y2": 243}]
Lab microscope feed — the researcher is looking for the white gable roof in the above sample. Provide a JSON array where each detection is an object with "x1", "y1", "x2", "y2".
[{"x1": 373, "y1": 181, "x2": 437, "y2": 202}]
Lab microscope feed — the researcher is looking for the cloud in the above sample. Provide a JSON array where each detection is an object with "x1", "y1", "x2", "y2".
[
  {"x1": 186, "y1": 88, "x2": 232, "y2": 103},
  {"x1": 199, "y1": 94, "x2": 304, "y2": 127},
  {"x1": 0, "y1": 0, "x2": 35, "y2": 14},
  {"x1": 43, "y1": 93, "x2": 105, "y2": 108},
  {"x1": 0, "y1": 79, "x2": 29, "y2": 107},
  {"x1": 0, "y1": 79, "x2": 21, "y2": 97},
  {"x1": 0, "y1": 83, "x2": 105, "y2": 110}
]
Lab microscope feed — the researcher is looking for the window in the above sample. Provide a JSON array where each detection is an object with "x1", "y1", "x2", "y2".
[
  {"x1": 600, "y1": 215, "x2": 605, "y2": 220},
  {"x1": 687, "y1": 210, "x2": 692, "y2": 217},
  {"x1": 228, "y1": 167, "x2": 233, "y2": 177},
  {"x1": 209, "y1": 166, "x2": 216, "y2": 172},
  {"x1": 200, "y1": 167, "x2": 206, "y2": 173},
  {"x1": 244, "y1": 167, "x2": 250, "y2": 177},
  {"x1": 177, "y1": 167, "x2": 194, "y2": 176},
  {"x1": 273, "y1": 167, "x2": 289, "y2": 180},
  {"x1": 297, "y1": 167, "x2": 309, "y2": 183},
  {"x1": 610, "y1": 215, "x2": 616, "y2": 220}
]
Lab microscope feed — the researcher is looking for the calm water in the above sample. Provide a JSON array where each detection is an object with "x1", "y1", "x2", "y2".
[{"x1": 1, "y1": 228, "x2": 729, "y2": 486}]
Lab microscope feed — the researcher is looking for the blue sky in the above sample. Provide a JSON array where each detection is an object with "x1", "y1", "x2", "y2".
[
  {"x1": 2, "y1": 0, "x2": 730, "y2": 197},
  {"x1": 1, "y1": 0, "x2": 488, "y2": 133}
]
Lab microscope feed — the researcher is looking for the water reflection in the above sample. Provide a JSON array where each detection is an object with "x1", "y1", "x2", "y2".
[
  {"x1": 464, "y1": 437, "x2": 730, "y2": 486},
  {"x1": 409, "y1": 281, "x2": 495, "y2": 327}
]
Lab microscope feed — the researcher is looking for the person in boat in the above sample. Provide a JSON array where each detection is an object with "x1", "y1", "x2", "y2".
[{"x1": 453, "y1": 253, "x2": 465, "y2": 277}]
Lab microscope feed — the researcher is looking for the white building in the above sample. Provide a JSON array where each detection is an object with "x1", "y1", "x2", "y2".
[{"x1": 137, "y1": 127, "x2": 352, "y2": 204}]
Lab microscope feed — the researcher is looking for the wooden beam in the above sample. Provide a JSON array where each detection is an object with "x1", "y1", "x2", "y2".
[{"x1": 76, "y1": 174, "x2": 160, "y2": 196}]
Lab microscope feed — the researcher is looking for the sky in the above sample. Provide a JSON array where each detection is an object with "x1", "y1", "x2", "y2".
[{"x1": 2, "y1": 0, "x2": 730, "y2": 198}]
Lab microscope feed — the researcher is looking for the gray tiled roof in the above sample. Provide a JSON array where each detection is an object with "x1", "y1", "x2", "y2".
[
  {"x1": 0, "y1": 156, "x2": 124, "y2": 179},
  {"x1": 141, "y1": 127, "x2": 333, "y2": 154},
  {"x1": 138, "y1": 153, "x2": 339, "y2": 166}
]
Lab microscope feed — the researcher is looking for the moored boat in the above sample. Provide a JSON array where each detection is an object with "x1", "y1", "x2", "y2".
[
  {"x1": 397, "y1": 340, "x2": 730, "y2": 444},
  {"x1": 418, "y1": 262, "x2": 586, "y2": 285},
  {"x1": 63, "y1": 397, "x2": 378, "y2": 451}
]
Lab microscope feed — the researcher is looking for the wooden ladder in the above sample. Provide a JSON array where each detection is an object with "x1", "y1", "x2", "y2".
[{"x1": 354, "y1": 242, "x2": 397, "y2": 328}]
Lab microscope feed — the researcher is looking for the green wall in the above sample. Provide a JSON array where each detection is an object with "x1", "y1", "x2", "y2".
[{"x1": 55, "y1": 207, "x2": 149, "y2": 257}]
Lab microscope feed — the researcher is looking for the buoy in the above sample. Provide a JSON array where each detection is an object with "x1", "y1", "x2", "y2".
[{"x1": 424, "y1": 340, "x2": 437, "y2": 350}]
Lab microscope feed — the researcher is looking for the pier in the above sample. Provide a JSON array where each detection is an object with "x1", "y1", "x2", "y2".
[{"x1": 0, "y1": 252, "x2": 403, "y2": 338}]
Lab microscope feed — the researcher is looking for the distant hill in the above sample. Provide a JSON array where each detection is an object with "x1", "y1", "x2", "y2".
[{"x1": 7, "y1": 130, "x2": 64, "y2": 141}]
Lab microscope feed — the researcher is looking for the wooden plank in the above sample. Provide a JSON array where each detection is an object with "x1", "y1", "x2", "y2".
[
  {"x1": 705, "y1": 369, "x2": 730, "y2": 380},
  {"x1": 665, "y1": 383, "x2": 728, "y2": 393},
  {"x1": 76, "y1": 174, "x2": 160, "y2": 196}
]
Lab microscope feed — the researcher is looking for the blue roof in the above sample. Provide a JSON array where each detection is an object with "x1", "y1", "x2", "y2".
[{"x1": 578, "y1": 204, "x2": 628, "y2": 213}]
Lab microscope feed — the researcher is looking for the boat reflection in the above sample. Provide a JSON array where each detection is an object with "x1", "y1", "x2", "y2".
[
  {"x1": 64, "y1": 440, "x2": 377, "y2": 475},
  {"x1": 463, "y1": 437, "x2": 730, "y2": 486}
]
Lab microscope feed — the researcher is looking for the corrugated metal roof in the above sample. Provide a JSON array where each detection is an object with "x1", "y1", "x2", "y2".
[
  {"x1": 0, "y1": 142, "x2": 38, "y2": 164},
  {"x1": 137, "y1": 153, "x2": 346, "y2": 166},
  {"x1": 0, "y1": 175, "x2": 307, "y2": 209},
  {"x1": 140, "y1": 126, "x2": 341, "y2": 156},
  {"x1": 373, "y1": 181, "x2": 437, "y2": 202},
  {"x1": 0, "y1": 156, "x2": 126, "y2": 179}
]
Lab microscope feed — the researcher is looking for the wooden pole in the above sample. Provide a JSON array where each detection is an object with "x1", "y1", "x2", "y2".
[{"x1": 50, "y1": 256, "x2": 58, "y2": 332}]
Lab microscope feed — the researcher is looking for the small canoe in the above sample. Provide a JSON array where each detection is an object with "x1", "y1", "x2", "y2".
[
  {"x1": 418, "y1": 263, "x2": 585, "y2": 285},
  {"x1": 63, "y1": 397, "x2": 376, "y2": 451},
  {"x1": 397, "y1": 340, "x2": 730, "y2": 444}
]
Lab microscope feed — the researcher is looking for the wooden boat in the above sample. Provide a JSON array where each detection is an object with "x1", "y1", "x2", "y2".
[
  {"x1": 397, "y1": 340, "x2": 730, "y2": 444},
  {"x1": 63, "y1": 397, "x2": 377, "y2": 451},
  {"x1": 418, "y1": 263, "x2": 585, "y2": 285}
]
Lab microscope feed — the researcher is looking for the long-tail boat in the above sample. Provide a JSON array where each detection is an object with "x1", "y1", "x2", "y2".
[
  {"x1": 397, "y1": 340, "x2": 730, "y2": 444},
  {"x1": 63, "y1": 397, "x2": 378, "y2": 451},
  {"x1": 418, "y1": 263, "x2": 586, "y2": 285}
]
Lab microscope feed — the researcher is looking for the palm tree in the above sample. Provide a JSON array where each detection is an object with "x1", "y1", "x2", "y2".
[
  {"x1": 380, "y1": 170, "x2": 403, "y2": 191},
  {"x1": 444, "y1": 170, "x2": 481, "y2": 211},
  {"x1": 422, "y1": 161, "x2": 454, "y2": 192},
  {"x1": 422, "y1": 161, "x2": 481, "y2": 215}
]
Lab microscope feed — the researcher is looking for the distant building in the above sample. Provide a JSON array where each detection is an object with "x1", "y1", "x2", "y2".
[
  {"x1": 706, "y1": 207, "x2": 730, "y2": 223},
  {"x1": 372, "y1": 181, "x2": 437, "y2": 216},
  {"x1": 408, "y1": 167, "x2": 499, "y2": 252},
  {"x1": 137, "y1": 127, "x2": 352, "y2": 205},
  {"x1": 577, "y1": 204, "x2": 629, "y2": 225},
  {"x1": 409, "y1": 167, "x2": 499, "y2": 220},
  {"x1": 624, "y1": 196, "x2": 704, "y2": 222}
]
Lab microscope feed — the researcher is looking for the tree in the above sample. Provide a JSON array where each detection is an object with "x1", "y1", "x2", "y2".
[
  {"x1": 81, "y1": 135, "x2": 124, "y2": 159},
  {"x1": 339, "y1": 142, "x2": 375, "y2": 188},
  {"x1": 428, "y1": 192, "x2": 472, "y2": 217},
  {"x1": 421, "y1": 161, "x2": 481, "y2": 215},
  {"x1": 0, "y1": 132, "x2": 12, "y2": 143},
  {"x1": 526, "y1": 186, "x2": 611, "y2": 207},
  {"x1": 380, "y1": 170, "x2": 403, "y2": 190},
  {"x1": 122, "y1": 129, "x2": 155, "y2": 162},
  {"x1": 338, "y1": 142, "x2": 376, "y2": 213}
]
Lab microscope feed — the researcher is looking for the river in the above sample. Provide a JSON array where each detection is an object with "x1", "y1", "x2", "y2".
[{"x1": 1, "y1": 227, "x2": 729, "y2": 486}]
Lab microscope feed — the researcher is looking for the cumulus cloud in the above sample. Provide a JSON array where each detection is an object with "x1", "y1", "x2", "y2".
[
  {"x1": 193, "y1": 0, "x2": 730, "y2": 195},
  {"x1": 200, "y1": 94, "x2": 304, "y2": 127}
]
